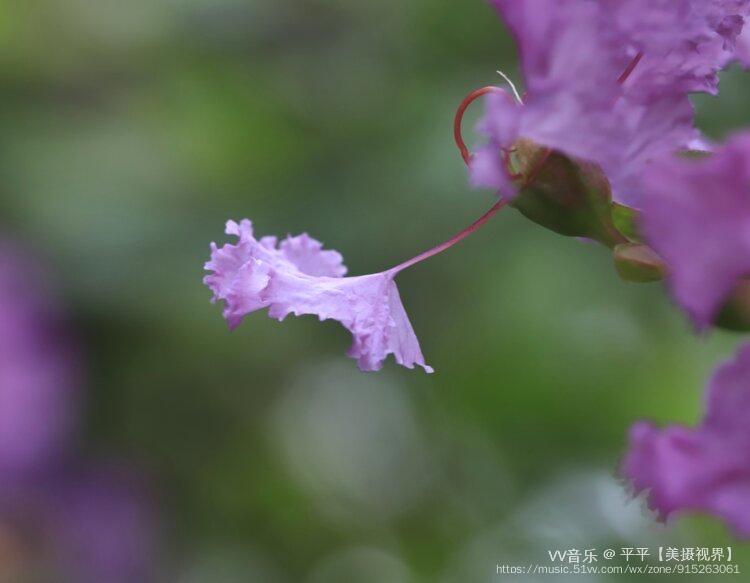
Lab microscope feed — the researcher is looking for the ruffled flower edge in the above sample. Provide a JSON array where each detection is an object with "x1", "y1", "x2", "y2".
[{"x1": 204, "y1": 220, "x2": 433, "y2": 373}]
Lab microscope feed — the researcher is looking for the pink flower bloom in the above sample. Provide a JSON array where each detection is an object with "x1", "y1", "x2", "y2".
[
  {"x1": 640, "y1": 131, "x2": 750, "y2": 330},
  {"x1": 205, "y1": 220, "x2": 433, "y2": 373},
  {"x1": 622, "y1": 343, "x2": 750, "y2": 537}
]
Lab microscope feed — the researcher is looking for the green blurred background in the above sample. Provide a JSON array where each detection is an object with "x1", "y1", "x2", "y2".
[{"x1": 1, "y1": 1, "x2": 750, "y2": 581}]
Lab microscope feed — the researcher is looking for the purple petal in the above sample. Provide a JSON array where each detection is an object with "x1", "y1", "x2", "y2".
[
  {"x1": 205, "y1": 220, "x2": 433, "y2": 373},
  {"x1": 640, "y1": 131, "x2": 750, "y2": 329},
  {"x1": 602, "y1": 0, "x2": 750, "y2": 95},
  {"x1": 279, "y1": 233, "x2": 347, "y2": 277},
  {"x1": 737, "y1": 23, "x2": 750, "y2": 65},
  {"x1": 469, "y1": 145, "x2": 513, "y2": 194},
  {"x1": 604, "y1": 93, "x2": 698, "y2": 207},
  {"x1": 622, "y1": 343, "x2": 750, "y2": 537}
]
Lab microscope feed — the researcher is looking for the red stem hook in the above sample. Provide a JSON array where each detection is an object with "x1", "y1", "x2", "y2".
[{"x1": 453, "y1": 86, "x2": 507, "y2": 165}]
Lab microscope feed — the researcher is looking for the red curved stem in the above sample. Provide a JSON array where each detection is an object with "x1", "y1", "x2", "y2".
[
  {"x1": 389, "y1": 86, "x2": 521, "y2": 274},
  {"x1": 388, "y1": 199, "x2": 508, "y2": 275},
  {"x1": 453, "y1": 86, "x2": 507, "y2": 165}
]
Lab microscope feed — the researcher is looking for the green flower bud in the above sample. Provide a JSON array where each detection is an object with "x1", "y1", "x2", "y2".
[
  {"x1": 508, "y1": 139, "x2": 628, "y2": 248},
  {"x1": 613, "y1": 243, "x2": 665, "y2": 283}
]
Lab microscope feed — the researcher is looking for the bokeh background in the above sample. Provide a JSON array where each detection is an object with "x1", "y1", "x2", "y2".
[{"x1": 1, "y1": 1, "x2": 750, "y2": 581}]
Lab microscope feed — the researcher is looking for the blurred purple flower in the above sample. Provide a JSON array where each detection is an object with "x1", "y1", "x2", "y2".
[
  {"x1": 205, "y1": 219, "x2": 433, "y2": 373},
  {"x1": 42, "y1": 465, "x2": 159, "y2": 583},
  {"x1": 0, "y1": 242, "x2": 158, "y2": 581},
  {"x1": 640, "y1": 131, "x2": 750, "y2": 330},
  {"x1": 472, "y1": 0, "x2": 749, "y2": 206},
  {"x1": 622, "y1": 343, "x2": 750, "y2": 537},
  {"x1": 0, "y1": 242, "x2": 80, "y2": 479}
]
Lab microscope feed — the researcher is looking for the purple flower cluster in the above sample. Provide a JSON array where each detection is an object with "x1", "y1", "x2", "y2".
[
  {"x1": 0, "y1": 242, "x2": 157, "y2": 581},
  {"x1": 204, "y1": 0, "x2": 750, "y2": 538},
  {"x1": 472, "y1": 0, "x2": 749, "y2": 207}
]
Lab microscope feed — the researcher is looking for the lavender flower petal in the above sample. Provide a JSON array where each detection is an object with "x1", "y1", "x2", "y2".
[
  {"x1": 640, "y1": 131, "x2": 750, "y2": 329},
  {"x1": 622, "y1": 343, "x2": 750, "y2": 537},
  {"x1": 205, "y1": 220, "x2": 433, "y2": 373}
]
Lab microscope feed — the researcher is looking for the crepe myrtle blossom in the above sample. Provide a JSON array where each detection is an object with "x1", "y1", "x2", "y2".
[
  {"x1": 639, "y1": 131, "x2": 750, "y2": 330},
  {"x1": 622, "y1": 343, "x2": 750, "y2": 537},
  {"x1": 471, "y1": 0, "x2": 750, "y2": 207}
]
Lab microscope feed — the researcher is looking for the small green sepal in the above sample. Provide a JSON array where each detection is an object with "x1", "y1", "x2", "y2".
[
  {"x1": 613, "y1": 243, "x2": 665, "y2": 283},
  {"x1": 611, "y1": 203, "x2": 642, "y2": 242}
]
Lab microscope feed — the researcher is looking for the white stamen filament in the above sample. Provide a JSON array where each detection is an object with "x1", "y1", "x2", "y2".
[{"x1": 496, "y1": 69, "x2": 523, "y2": 104}]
